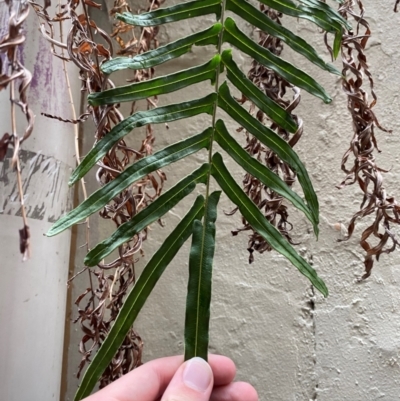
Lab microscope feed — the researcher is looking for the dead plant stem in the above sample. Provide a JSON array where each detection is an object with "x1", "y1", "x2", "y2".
[
  {"x1": 137, "y1": 0, "x2": 157, "y2": 47},
  {"x1": 58, "y1": 0, "x2": 94, "y2": 305},
  {"x1": 10, "y1": 50, "x2": 30, "y2": 260},
  {"x1": 81, "y1": 0, "x2": 103, "y2": 88}
]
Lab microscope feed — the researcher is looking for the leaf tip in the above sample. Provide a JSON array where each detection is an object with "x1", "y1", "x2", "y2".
[
  {"x1": 87, "y1": 94, "x2": 96, "y2": 106},
  {"x1": 68, "y1": 167, "x2": 81, "y2": 186},
  {"x1": 214, "y1": 21, "x2": 223, "y2": 30},
  {"x1": 328, "y1": 64, "x2": 341, "y2": 76},
  {"x1": 84, "y1": 249, "x2": 98, "y2": 267},
  {"x1": 315, "y1": 278, "x2": 328, "y2": 297},
  {"x1": 221, "y1": 48, "x2": 233, "y2": 59},
  {"x1": 45, "y1": 228, "x2": 55, "y2": 237},
  {"x1": 115, "y1": 12, "x2": 125, "y2": 22}
]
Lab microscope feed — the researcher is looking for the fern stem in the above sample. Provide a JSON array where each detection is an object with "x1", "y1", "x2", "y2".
[
  {"x1": 190, "y1": 2, "x2": 227, "y2": 361},
  {"x1": 205, "y1": 0, "x2": 227, "y2": 202}
]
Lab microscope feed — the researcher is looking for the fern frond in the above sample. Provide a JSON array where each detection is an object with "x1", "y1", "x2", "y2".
[{"x1": 44, "y1": 1, "x2": 349, "y2": 398}]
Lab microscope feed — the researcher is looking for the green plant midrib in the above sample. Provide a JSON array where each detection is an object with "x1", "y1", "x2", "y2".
[{"x1": 189, "y1": 0, "x2": 227, "y2": 360}]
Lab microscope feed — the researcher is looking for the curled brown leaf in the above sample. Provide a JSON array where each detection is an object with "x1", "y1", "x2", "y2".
[
  {"x1": 336, "y1": 0, "x2": 400, "y2": 279},
  {"x1": 0, "y1": 133, "x2": 11, "y2": 161}
]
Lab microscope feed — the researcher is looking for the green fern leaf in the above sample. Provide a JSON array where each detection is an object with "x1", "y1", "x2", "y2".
[
  {"x1": 89, "y1": 56, "x2": 221, "y2": 106},
  {"x1": 258, "y1": 0, "x2": 342, "y2": 34},
  {"x1": 184, "y1": 191, "x2": 221, "y2": 360},
  {"x1": 221, "y1": 49, "x2": 297, "y2": 133},
  {"x1": 227, "y1": 0, "x2": 340, "y2": 75},
  {"x1": 84, "y1": 164, "x2": 209, "y2": 266},
  {"x1": 117, "y1": 0, "x2": 222, "y2": 26},
  {"x1": 299, "y1": 0, "x2": 351, "y2": 30},
  {"x1": 333, "y1": 27, "x2": 343, "y2": 59},
  {"x1": 73, "y1": 196, "x2": 205, "y2": 401},
  {"x1": 47, "y1": 129, "x2": 212, "y2": 236},
  {"x1": 211, "y1": 152, "x2": 328, "y2": 296},
  {"x1": 68, "y1": 94, "x2": 217, "y2": 185},
  {"x1": 217, "y1": 82, "x2": 319, "y2": 228},
  {"x1": 101, "y1": 24, "x2": 222, "y2": 74},
  {"x1": 214, "y1": 120, "x2": 316, "y2": 230},
  {"x1": 223, "y1": 17, "x2": 332, "y2": 103}
]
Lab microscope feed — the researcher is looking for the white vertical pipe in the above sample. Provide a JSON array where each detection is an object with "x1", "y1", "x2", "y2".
[{"x1": 0, "y1": 5, "x2": 78, "y2": 401}]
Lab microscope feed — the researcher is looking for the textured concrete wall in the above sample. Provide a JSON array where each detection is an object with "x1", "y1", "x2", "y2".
[{"x1": 65, "y1": 1, "x2": 400, "y2": 400}]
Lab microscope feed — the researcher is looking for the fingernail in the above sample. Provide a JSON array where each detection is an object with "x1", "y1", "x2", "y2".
[{"x1": 183, "y1": 357, "x2": 212, "y2": 392}]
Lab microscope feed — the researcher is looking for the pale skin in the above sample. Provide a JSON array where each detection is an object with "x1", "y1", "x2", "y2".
[{"x1": 83, "y1": 355, "x2": 258, "y2": 401}]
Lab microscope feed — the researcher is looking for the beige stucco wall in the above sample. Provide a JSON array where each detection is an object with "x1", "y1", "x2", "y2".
[{"x1": 65, "y1": 1, "x2": 400, "y2": 400}]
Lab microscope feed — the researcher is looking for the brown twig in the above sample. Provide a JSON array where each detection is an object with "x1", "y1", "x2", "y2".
[
  {"x1": 40, "y1": 111, "x2": 90, "y2": 123},
  {"x1": 11, "y1": 56, "x2": 30, "y2": 259},
  {"x1": 0, "y1": 0, "x2": 35, "y2": 260},
  {"x1": 57, "y1": 0, "x2": 96, "y2": 312}
]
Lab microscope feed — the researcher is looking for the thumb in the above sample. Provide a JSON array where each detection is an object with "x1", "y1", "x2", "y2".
[{"x1": 161, "y1": 357, "x2": 214, "y2": 401}]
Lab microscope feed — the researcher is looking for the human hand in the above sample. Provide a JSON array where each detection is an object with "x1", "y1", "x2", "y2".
[{"x1": 84, "y1": 354, "x2": 258, "y2": 401}]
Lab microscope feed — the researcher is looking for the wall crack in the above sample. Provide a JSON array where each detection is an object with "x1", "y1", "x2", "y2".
[{"x1": 308, "y1": 285, "x2": 318, "y2": 401}]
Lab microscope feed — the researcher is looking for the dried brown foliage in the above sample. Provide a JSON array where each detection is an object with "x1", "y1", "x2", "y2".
[
  {"x1": 336, "y1": 0, "x2": 400, "y2": 279},
  {"x1": 232, "y1": 5, "x2": 302, "y2": 262},
  {"x1": 395, "y1": 0, "x2": 400, "y2": 12},
  {"x1": 30, "y1": 0, "x2": 164, "y2": 385},
  {"x1": 0, "y1": 0, "x2": 35, "y2": 260},
  {"x1": 110, "y1": 0, "x2": 163, "y2": 58}
]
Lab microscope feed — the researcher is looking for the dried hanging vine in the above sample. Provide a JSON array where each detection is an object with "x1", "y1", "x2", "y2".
[
  {"x1": 0, "y1": 0, "x2": 34, "y2": 261},
  {"x1": 232, "y1": 5, "x2": 302, "y2": 263},
  {"x1": 29, "y1": 0, "x2": 164, "y2": 385},
  {"x1": 108, "y1": 0, "x2": 166, "y2": 171},
  {"x1": 335, "y1": 0, "x2": 400, "y2": 279}
]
